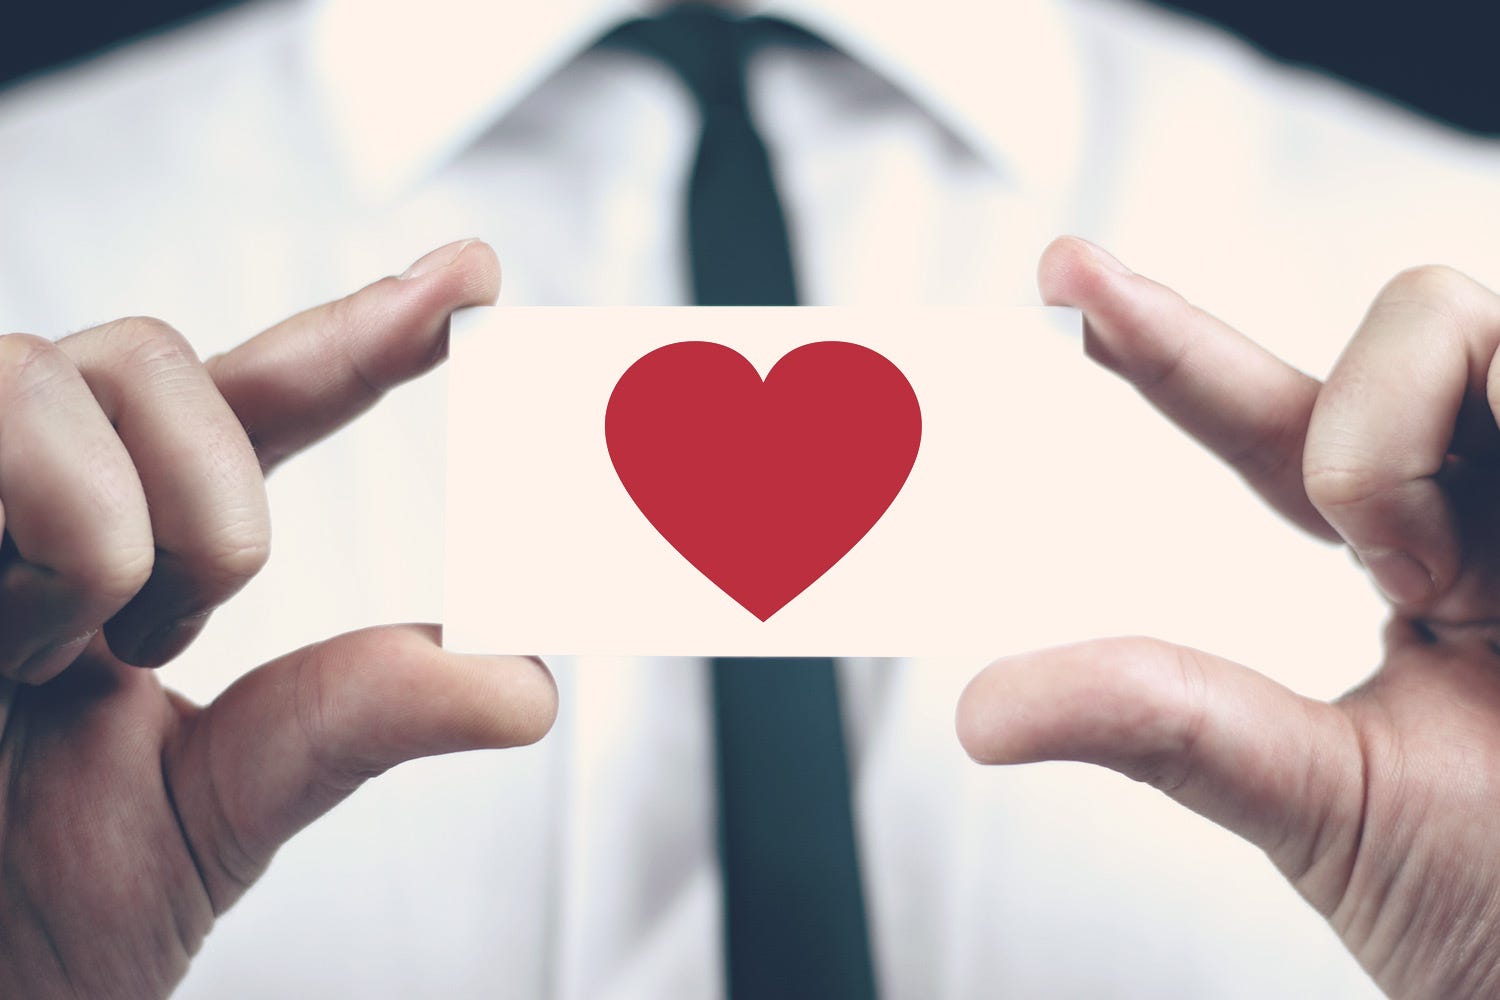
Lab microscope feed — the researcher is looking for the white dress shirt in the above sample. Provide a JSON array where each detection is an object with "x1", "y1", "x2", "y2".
[{"x1": 1, "y1": 0, "x2": 1496, "y2": 996}]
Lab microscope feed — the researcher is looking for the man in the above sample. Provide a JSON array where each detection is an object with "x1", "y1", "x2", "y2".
[{"x1": 0, "y1": 0, "x2": 1495, "y2": 996}]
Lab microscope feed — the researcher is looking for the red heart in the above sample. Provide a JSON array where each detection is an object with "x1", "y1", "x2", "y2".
[{"x1": 605, "y1": 340, "x2": 922, "y2": 621}]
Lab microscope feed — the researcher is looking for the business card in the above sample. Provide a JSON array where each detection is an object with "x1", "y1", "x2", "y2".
[{"x1": 444, "y1": 306, "x2": 1081, "y2": 657}]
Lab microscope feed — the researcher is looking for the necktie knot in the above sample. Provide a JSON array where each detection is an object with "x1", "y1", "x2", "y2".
[
  {"x1": 599, "y1": 4, "x2": 829, "y2": 117},
  {"x1": 600, "y1": 4, "x2": 752, "y2": 115}
]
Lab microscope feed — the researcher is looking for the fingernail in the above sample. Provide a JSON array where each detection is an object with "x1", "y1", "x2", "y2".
[
  {"x1": 16, "y1": 630, "x2": 96, "y2": 683},
  {"x1": 1364, "y1": 550, "x2": 1434, "y2": 606},
  {"x1": 1082, "y1": 239, "x2": 1132, "y2": 276},
  {"x1": 400, "y1": 238, "x2": 481, "y2": 280},
  {"x1": 133, "y1": 613, "x2": 212, "y2": 668}
]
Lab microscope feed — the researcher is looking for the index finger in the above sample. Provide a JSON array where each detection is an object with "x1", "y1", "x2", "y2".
[
  {"x1": 1038, "y1": 236, "x2": 1338, "y2": 542},
  {"x1": 206, "y1": 238, "x2": 500, "y2": 471}
]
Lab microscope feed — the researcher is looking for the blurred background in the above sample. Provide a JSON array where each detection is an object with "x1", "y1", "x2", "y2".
[{"x1": 1, "y1": 0, "x2": 1498, "y2": 135}]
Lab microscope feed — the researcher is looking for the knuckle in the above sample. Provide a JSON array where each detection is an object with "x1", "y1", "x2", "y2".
[
  {"x1": 297, "y1": 627, "x2": 419, "y2": 782},
  {"x1": 1148, "y1": 647, "x2": 1210, "y2": 794},
  {"x1": 109, "y1": 314, "x2": 183, "y2": 346},
  {"x1": 1107, "y1": 635, "x2": 1188, "y2": 702},
  {"x1": 1381, "y1": 264, "x2": 1476, "y2": 307},
  {"x1": 1303, "y1": 462, "x2": 1384, "y2": 512},
  {"x1": 74, "y1": 540, "x2": 157, "y2": 605},
  {"x1": 1374, "y1": 266, "x2": 1491, "y2": 334},
  {"x1": 104, "y1": 316, "x2": 199, "y2": 372},
  {"x1": 293, "y1": 643, "x2": 374, "y2": 788},
  {"x1": 0, "y1": 333, "x2": 73, "y2": 397},
  {"x1": 1111, "y1": 638, "x2": 1207, "y2": 793},
  {"x1": 193, "y1": 523, "x2": 272, "y2": 590},
  {"x1": 318, "y1": 289, "x2": 385, "y2": 396},
  {"x1": 320, "y1": 286, "x2": 372, "y2": 344}
]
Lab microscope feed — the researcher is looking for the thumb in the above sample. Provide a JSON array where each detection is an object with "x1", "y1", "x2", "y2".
[
  {"x1": 957, "y1": 636, "x2": 1363, "y2": 909},
  {"x1": 163, "y1": 624, "x2": 556, "y2": 913}
]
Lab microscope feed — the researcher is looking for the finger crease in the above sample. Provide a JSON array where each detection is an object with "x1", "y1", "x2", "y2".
[{"x1": 157, "y1": 748, "x2": 216, "y2": 935}]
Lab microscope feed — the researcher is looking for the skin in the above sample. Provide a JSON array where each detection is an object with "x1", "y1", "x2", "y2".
[
  {"x1": 959, "y1": 236, "x2": 1500, "y2": 999},
  {"x1": 0, "y1": 239, "x2": 558, "y2": 999},
  {"x1": 5, "y1": 230, "x2": 1497, "y2": 999}
]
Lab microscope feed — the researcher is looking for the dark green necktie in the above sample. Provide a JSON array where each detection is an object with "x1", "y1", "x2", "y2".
[{"x1": 600, "y1": 8, "x2": 877, "y2": 999}]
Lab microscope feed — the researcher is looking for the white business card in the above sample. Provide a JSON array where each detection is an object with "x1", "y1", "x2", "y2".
[{"x1": 444, "y1": 306, "x2": 1080, "y2": 657}]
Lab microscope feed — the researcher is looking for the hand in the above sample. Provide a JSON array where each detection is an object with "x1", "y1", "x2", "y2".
[
  {"x1": 958, "y1": 236, "x2": 1500, "y2": 999},
  {"x1": 0, "y1": 240, "x2": 557, "y2": 999}
]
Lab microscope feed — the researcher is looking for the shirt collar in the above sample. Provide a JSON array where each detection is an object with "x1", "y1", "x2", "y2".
[{"x1": 306, "y1": 0, "x2": 1085, "y2": 202}]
